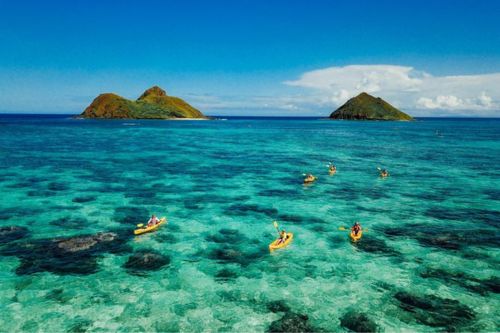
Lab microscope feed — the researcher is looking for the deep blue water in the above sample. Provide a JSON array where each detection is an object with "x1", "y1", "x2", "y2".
[{"x1": 0, "y1": 115, "x2": 499, "y2": 332}]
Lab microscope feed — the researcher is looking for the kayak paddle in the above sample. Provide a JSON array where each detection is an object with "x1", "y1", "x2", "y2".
[
  {"x1": 137, "y1": 223, "x2": 144, "y2": 228},
  {"x1": 339, "y1": 226, "x2": 368, "y2": 232},
  {"x1": 273, "y1": 220, "x2": 281, "y2": 235}
]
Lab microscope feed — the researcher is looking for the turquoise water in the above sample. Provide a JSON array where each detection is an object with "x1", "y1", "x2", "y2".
[{"x1": 0, "y1": 115, "x2": 498, "y2": 332}]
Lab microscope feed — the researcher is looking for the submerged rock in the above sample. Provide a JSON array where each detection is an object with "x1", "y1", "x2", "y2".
[
  {"x1": 352, "y1": 236, "x2": 400, "y2": 257},
  {"x1": 268, "y1": 312, "x2": 315, "y2": 333},
  {"x1": 206, "y1": 228, "x2": 247, "y2": 245},
  {"x1": 56, "y1": 232, "x2": 118, "y2": 252},
  {"x1": 214, "y1": 268, "x2": 239, "y2": 281},
  {"x1": 72, "y1": 196, "x2": 96, "y2": 203},
  {"x1": 49, "y1": 216, "x2": 87, "y2": 229},
  {"x1": 340, "y1": 310, "x2": 378, "y2": 333},
  {"x1": 0, "y1": 226, "x2": 29, "y2": 243},
  {"x1": 382, "y1": 223, "x2": 499, "y2": 250},
  {"x1": 267, "y1": 300, "x2": 291, "y2": 313},
  {"x1": 394, "y1": 291, "x2": 475, "y2": 330},
  {"x1": 123, "y1": 250, "x2": 170, "y2": 275},
  {"x1": 421, "y1": 267, "x2": 500, "y2": 295},
  {"x1": 0, "y1": 231, "x2": 130, "y2": 275}
]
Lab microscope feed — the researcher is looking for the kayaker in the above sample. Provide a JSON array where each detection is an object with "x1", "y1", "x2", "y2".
[
  {"x1": 147, "y1": 214, "x2": 159, "y2": 227},
  {"x1": 351, "y1": 222, "x2": 362, "y2": 236},
  {"x1": 329, "y1": 164, "x2": 336, "y2": 174},
  {"x1": 277, "y1": 230, "x2": 288, "y2": 244},
  {"x1": 379, "y1": 169, "x2": 389, "y2": 178},
  {"x1": 304, "y1": 174, "x2": 316, "y2": 183}
]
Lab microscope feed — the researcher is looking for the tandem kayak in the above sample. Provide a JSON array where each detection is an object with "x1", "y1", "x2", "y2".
[
  {"x1": 350, "y1": 230, "x2": 362, "y2": 241},
  {"x1": 269, "y1": 232, "x2": 294, "y2": 251},
  {"x1": 134, "y1": 217, "x2": 167, "y2": 235}
]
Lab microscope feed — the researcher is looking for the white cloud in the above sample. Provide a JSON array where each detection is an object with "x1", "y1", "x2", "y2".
[{"x1": 284, "y1": 65, "x2": 500, "y2": 116}]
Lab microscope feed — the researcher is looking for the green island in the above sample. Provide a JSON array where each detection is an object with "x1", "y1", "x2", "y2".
[
  {"x1": 329, "y1": 92, "x2": 413, "y2": 120},
  {"x1": 80, "y1": 86, "x2": 206, "y2": 119}
]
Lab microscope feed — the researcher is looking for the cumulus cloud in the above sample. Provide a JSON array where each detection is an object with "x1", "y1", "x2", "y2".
[{"x1": 284, "y1": 65, "x2": 500, "y2": 116}]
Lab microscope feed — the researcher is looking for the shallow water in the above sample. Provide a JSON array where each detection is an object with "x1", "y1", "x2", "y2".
[{"x1": 0, "y1": 115, "x2": 499, "y2": 332}]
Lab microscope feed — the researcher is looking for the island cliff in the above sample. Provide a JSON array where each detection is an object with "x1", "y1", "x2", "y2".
[
  {"x1": 329, "y1": 92, "x2": 413, "y2": 121},
  {"x1": 81, "y1": 86, "x2": 206, "y2": 119}
]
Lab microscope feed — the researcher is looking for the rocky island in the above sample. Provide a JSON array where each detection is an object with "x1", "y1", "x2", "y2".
[
  {"x1": 80, "y1": 86, "x2": 206, "y2": 119},
  {"x1": 330, "y1": 92, "x2": 413, "y2": 121}
]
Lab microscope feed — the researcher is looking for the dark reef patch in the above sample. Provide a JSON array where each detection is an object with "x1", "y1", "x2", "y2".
[
  {"x1": 352, "y1": 236, "x2": 400, "y2": 257},
  {"x1": 394, "y1": 291, "x2": 475, "y2": 330},
  {"x1": 47, "y1": 182, "x2": 69, "y2": 192},
  {"x1": 206, "y1": 228, "x2": 248, "y2": 245},
  {"x1": 381, "y1": 223, "x2": 499, "y2": 250},
  {"x1": 72, "y1": 196, "x2": 96, "y2": 203},
  {"x1": 267, "y1": 300, "x2": 291, "y2": 313},
  {"x1": 67, "y1": 316, "x2": 93, "y2": 333},
  {"x1": 1, "y1": 232, "x2": 130, "y2": 275},
  {"x1": 258, "y1": 188, "x2": 301, "y2": 198},
  {"x1": 420, "y1": 267, "x2": 500, "y2": 295},
  {"x1": 113, "y1": 206, "x2": 149, "y2": 226},
  {"x1": 224, "y1": 203, "x2": 278, "y2": 217},
  {"x1": 214, "y1": 268, "x2": 239, "y2": 282},
  {"x1": 123, "y1": 250, "x2": 170, "y2": 276},
  {"x1": 340, "y1": 310, "x2": 378, "y2": 332},
  {"x1": 50, "y1": 216, "x2": 87, "y2": 229},
  {"x1": 425, "y1": 207, "x2": 498, "y2": 227},
  {"x1": 0, "y1": 226, "x2": 29, "y2": 243},
  {"x1": 268, "y1": 312, "x2": 316, "y2": 333}
]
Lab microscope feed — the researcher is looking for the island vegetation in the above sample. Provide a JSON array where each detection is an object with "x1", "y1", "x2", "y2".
[
  {"x1": 330, "y1": 92, "x2": 413, "y2": 121},
  {"x1": 81, "y1": 86, "x2": 206, "y2": 119}
]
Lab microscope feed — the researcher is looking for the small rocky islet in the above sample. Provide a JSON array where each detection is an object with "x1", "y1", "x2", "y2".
[
  {"x1": 329, "y1": 92, "x2": 413, "y2": 120},
  {"x1": 80, "y1": 86, "x2": 206, "y2": 119},
  {"x1": 81, "y1": 86, "x2": 413, "y2": 121}
]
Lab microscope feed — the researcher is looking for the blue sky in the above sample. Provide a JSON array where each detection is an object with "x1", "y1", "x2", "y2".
[{"x1": 1, "y1": 0, "x2": 499, "y2": 116}]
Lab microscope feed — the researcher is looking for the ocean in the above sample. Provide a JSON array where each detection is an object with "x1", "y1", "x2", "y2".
[{"x1": 0, "y1": 114, "x2": 498, "y2": 332}]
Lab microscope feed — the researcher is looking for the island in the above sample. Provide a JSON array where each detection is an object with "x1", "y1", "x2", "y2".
[
  {"x1": 329, "y1": 92, "x2": 413, "y2": 121},
  {"x1": 80, "y1": 86, "x2": 206, "y2": 119}
]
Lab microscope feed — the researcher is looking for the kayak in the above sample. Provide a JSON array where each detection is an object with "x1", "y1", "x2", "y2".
[
  {"x1": 350, "y1": 230, "x2": 362, "y2": 241},
  {"x1": 134, "y1": 217, "x2": 167, "y2": 235},
  {"x1": 304, "y1": 176, "x2": 317, "y2": 183},
  {"x1": 269, "y1": 232, "x2": 294, "y2": 251}
]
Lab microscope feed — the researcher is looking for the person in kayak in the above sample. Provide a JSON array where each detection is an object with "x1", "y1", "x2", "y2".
[
  {"x1": 329, "y1": 164, "x2": 336, "y2": 174},
  {"x1": 379, "y1": 169, "x2": 389, "y2": 178},
  {"x1": 147, "y1": 214, "x2": 160, "y2": 227},
  {"x1": 351, "y1": 222, "x2": 362, "y2": 236},
  {"x1": 277, "y1": 230, "x2": 288, "y2": 244},
  {"x1": 304, "y1": 174, "x2": 316, "y2": 183}
]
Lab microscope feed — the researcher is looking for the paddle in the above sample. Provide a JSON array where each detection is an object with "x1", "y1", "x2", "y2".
[
  {"x1": 339, "y1": 226, "x2": 368, "y2": 232},
  {"x1": 137, "y1": 223, "x2": 144, "y2": 228},
  {"x1": 273, "y1": 220, "x2": 281, "y2": 235}
]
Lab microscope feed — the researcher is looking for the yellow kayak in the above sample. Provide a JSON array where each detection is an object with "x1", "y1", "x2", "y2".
[
  {"x1": 350, "y1": 230, "x2": 362, "y2": 241},
  {"x1": 269, "y1": 232, "x2": 294, "y2": 251},
  {"x1": 134, "y1": 217, "x2": 167, "y2": 235},
  {"x1": 304, "y1": 176, "x2": 317, "y2": 184}
]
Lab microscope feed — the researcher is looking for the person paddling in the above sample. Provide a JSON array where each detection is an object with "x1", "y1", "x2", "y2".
[
  {"x1": 329, "y1": 164, "x2": 336, "y2": 174},
  {"x1": 351, "y1": 221, "x2": 362, "y2": 236},
  {"x1": 147, "y1": 214, "x2": 160, "y2": 227},
  {"x1": 304, "y1": 173, "x2": 316, "y2": 183},
  {"x1": 277, "y1": 230, "x2": 288, "y2": 244},
  {"x1": 379, "y1": 168, "x2": 389, "y2": 178}
]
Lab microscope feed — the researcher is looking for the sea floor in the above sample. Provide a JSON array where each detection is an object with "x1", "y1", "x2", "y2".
[{"x1": 0, "y1": 115, "x2": 499, "y2": 332}]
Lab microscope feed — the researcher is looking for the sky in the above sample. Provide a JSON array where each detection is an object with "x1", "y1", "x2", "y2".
[{"x1": 0, "y1": 0, "x2": 499, "y2": 116}]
